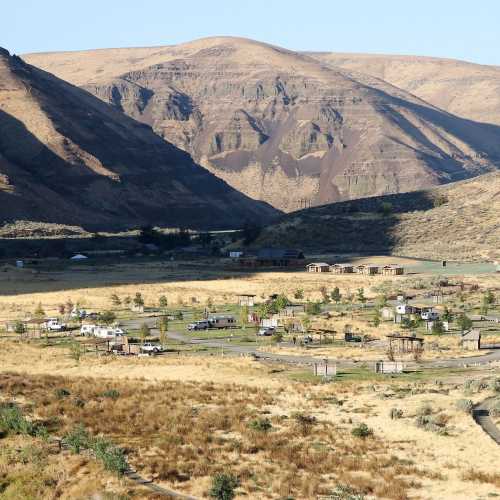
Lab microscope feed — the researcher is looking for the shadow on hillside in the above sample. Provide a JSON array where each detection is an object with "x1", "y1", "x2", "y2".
[{"x1": 267, "y1": 188, "x2": 441, "y2": 255}]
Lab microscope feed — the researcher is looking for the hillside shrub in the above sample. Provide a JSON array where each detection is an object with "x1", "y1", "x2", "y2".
[
  {"x1": 208, "y1": 473, "x2": 240, "y2": 500},
  {"x1": 248, "y1": 417, "x2": 272, "y2": 432},
  {"x1": 351, "y1": 423, "x2": 373, "y2": 439}
]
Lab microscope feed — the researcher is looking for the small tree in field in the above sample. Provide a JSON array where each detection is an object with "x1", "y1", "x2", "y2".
[
  {"x1": 158, "y1": 295, "x2": 168, "y2": 311},
  {"x1": 357, "y1": 288, "x2": 367, "y2": 308},
  {"x1": 331, "y1": 287, "x2": 341, "y2": 305},
  {"x1": 14, "y1": 320, "x2": 26, "y2": 336},
  {"x1": 208, "y1": 473, "x2": 240, "y2": 500},
  {"x1": 110, "y1": 294, "x2": 121, "y2": 308},
  {"x1": 123, "y1": 296, "x2": 131, "y2": 307},
  {"x1": 372, "y1": 309, "x2": 381, "y2": 327},
  {"x1": 294, "y1": 288, "x2": 304, "y2": 300},
  {"x1": 431, "y1": 319, "x2": 445, "y2": 335},
  {"x1": 133, "y1": 292, "x2": 144, "y2": 309},
  {"x1": 34, "y1": 302, "x2": 46, "y2": 320},
  {"x1": 457, "y1": 313, "x2": 473, "y2": 332},
  {"x1": 65, "y1": 299, "x2": 74, "y2": 316},
  {"x1": 69, "y1": 341, "x2": 83, "y2": 363},
  {"x1": 99, "y1": 311, "x2": 116, "y2": 325},
  {"x1": 158, "y1": 316, "x2": 169, "y2": 345},
  {"x1": 139, "y1": 323, "x2": 150, "y2": 344}
]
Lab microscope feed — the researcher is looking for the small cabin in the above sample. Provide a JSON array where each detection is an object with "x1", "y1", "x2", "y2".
[
  {"x1": 461, "y1": 329, "x2": 481, "y2": 351},
  {"x1": 306, "y1": 262, "x2": 330, "y2": 273},
  {"x1": 356, "y1": 264, "x2": 379, "y2": 275},
  {"x1": 238, "y1": 294, "x2": 256, "y2": 307},
  {"x1": 330, "y1": 263, "x2": 354, "y2": 274},
  {"x1": 381, "y1": 265, "x2": 404, "y2": 276}
]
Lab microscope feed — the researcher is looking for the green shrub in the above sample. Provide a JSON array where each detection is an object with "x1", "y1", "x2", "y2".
[
  {"x1": 91, "y1": 437, "x2": 128, "y2": 475},
  {"x1": 63, "y1": 424, "x2": 90, "y2": 454},
  {"x1": 208, "y1": 473, "x2": 240, "y2": 500},
  {"x1": 0, "y1": 405, "x2": 37, "y2": 437},
  {"x1": 455, "y1": 399, "x2": 474, "y2": 414},
  {"x1": 101, "y1": 389, "x2": 120, "y2": 400},
  {"x1": 330, "y1": 484, "x2": 366, "y2": 500},
  {"x1": 248, "y1": 417, "x2": 272, "y2": 432},
  {"x1": 351, "y1": 423, "x2": 373, "y2": 439}
]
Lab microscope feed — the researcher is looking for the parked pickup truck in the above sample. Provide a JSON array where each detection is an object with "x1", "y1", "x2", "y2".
[
  {"x1": 140, "y1": 343, "x2": 163, "y2": 354},
  {"x1": 44, "y1": 319, "x2": 66, "y2": 332},
  {"x1": 188, "y1": 320, "x2": 210, "y2": 331}
]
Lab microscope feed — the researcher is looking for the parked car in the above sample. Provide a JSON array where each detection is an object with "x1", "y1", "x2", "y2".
[
  {"x1": 257, "y1": 327, "x2": 275, "y2": 336},
  {"x1": 187, "y1": 320, "x2": 210, "y2": 331},
  {"x1": 70, "y1": 308, "x2": 87, "y2": 319},
  {"x1": 421, "y1": 311, "x2": 439, "y2": 321},
  {"x1": 44, "y1": 319, "x2": 66, "y2": 332},
  {"x1": 140, "y1": 343, "x2": 162, "y2": 354}
]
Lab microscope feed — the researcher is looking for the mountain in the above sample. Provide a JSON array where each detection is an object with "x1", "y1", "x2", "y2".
[
  {"x1": 0, "y1": 47, "x2": 276, "y2": 232},
  {"x1": 256, "y1": 172, "x2": 500, "y2": 262},
  {"x1": 24, "y1": 37, "x2": 500, "y2": 213},
  {"x1": 307, "y1": 52, "x2": 500, "y2": 126}
]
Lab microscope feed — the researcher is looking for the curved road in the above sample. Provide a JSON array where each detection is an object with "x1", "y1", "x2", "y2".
[{"x1": 120, "y1": 317, "x2": 500, "y2": 368}]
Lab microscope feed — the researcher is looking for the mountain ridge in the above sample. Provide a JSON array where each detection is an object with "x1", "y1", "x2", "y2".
[
  {"x1": 24, "y1": 37, "x2": 500, "y2": 212},
  {"x1": 0, "y1": 46, "x2": 277, "y2": 231}
]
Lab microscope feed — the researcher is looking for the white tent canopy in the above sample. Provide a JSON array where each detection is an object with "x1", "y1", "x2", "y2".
[{"x1": 70, "y1": 254, "x2": 88, "y2": 260}]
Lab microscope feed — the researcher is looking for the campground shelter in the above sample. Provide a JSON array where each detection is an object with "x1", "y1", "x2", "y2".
[
  {"x1": 330, "y1": 264, "x2": 354, "y2": 274},
  {"x1": 306, "y1": 262, "x2": 330, "y2": 273},
  {"x1": 461, "y1": 329, "x2": 481, "y2": 350},
  {"x1": 356, "y1": 264, "x2": 379, "y2": 275}
]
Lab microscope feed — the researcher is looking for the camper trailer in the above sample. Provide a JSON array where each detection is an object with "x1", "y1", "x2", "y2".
[{"x1": 208, "y1": 315, "x2": 237, "y2": 329}]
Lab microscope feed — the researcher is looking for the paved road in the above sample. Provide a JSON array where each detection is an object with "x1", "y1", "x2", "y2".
[
  {"x1": 120, "y1": 317, "x2": 500, "y2": 369},
  {"x1": 165, "y1": 330, "x2": 500, "y2": 370},
  {"x1": 473, "y1": 398, "x2": 500, "y2": 445}
]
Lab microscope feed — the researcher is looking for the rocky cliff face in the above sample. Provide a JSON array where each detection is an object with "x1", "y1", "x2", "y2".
[
  {"x1": 25, "y1": 38, "x2": 500, "y2": 212},
  {"x1": 0, "y1": 47, "x2": 277, "y2": 230}
]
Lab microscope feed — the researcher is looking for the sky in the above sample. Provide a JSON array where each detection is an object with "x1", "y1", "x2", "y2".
[{"x1": 2, "y1": 0, "x2": 500, "y2": 65}]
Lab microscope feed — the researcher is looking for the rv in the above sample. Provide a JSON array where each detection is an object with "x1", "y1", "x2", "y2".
[
  {"x1": 80, "y1": 324, "x2": 97, "y2": 336},
  {"x1": 208, "y1": 315, "x2": 237, "y2": 329}
]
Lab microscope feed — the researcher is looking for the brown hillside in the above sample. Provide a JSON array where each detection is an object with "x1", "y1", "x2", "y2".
[
  {"x1": 0, "y1": 47, "x2": 276, "y2": 231},
  {"x1": 25, "y1": 37, "x2": 500, "y2": 212},
  {"x1": 257, "y1": 172, "x2": 500, "y2": 261},
  {"x1": 308, "y1": 52, "x2": 500, "y2": 126}
]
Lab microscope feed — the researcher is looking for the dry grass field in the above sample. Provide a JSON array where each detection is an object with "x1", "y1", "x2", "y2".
[
  {"x1": 1, "y1": 342, "x2": 500, "y2": 499},
  {"x1": 0, "y1": 255, "x2": 499, "y2": 498}
]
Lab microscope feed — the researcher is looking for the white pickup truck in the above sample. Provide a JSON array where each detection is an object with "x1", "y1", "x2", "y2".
[
  {"x1": 140, "y1": 343, "x2": 163, "y2": 354},
  {"x1": 44, "y1": 319, "x2": 66, "y2": 332}
]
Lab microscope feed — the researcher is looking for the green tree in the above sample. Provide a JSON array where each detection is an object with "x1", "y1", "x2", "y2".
[
  {"x1": 431, "y1": 319, "x2": 445, "y2": 335},
  {"x1": 110, "y1": 294, "x2": 121, "y2": 308},
  {"x1": 14, "y1": 320, "x2": 26, "y2": 335},
  {"x1": 123, "y1": 296, "x2": 131, "y2": 307},
  {"x1": 139, "y1": 323, "x2": 150, "y2": 344},
  {"x1": 357, "y1": 288, "x2": 367, "y2": 308},
  {"x1": 331, "y1": 287, "x2": 342, "y2": 305},
  {"x1": 442, "y1": 307, "x2": 453, "y2": 323},
  {"x1": 379, "y1": 202, "x2": 393, "y2": 217},
  {"x1": 158, "y1": 295, "x2": 168, "y2": 311},
  {"x1": 372, "y1": 309, "x2": 381, "y2": 327},
  {"x1": 456, "y1": 313, "x2": 473, "y2": 332},
  {"x1": 99, "y1": 311, "x2": 116, "y2": 325},
  {"x1": 158, "y1": 316, "x2": 169, "y2": 345},
  {"x1": 133, "y1": 292, "x2": 144, "y2": 308},
  {"x1": 274, "y1": 294, "x2": 290, "y2": 311},
  {"x1": 33, "y1": 302, "x2": 46, "y2": 320},
  {"x1": 484, "y1": 290, "x2": 495, "y2": 305},
  {"x1": 208, "y1": 473, "x2": 240, "y2": 500},
  {"x1": 293, "y1": 288, "x2": 304, "y2": 300}
]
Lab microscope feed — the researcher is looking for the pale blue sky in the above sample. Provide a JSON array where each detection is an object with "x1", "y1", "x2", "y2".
[{"x1": 3, "y1": 0, "x2": 500, "y2": 65}]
